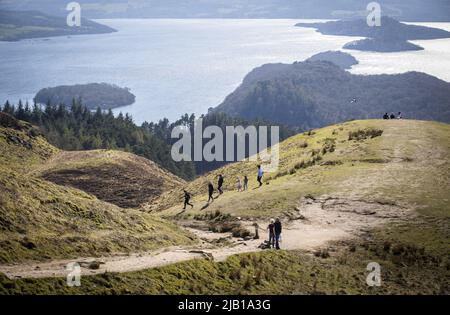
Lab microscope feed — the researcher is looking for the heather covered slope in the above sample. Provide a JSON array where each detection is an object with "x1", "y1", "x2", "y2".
[
  {"x1": 34, "y1": 150, "x2": 185, "y2": 208},
  {"x1": 0, "y1": 114, "x2": 194, "y2": 263}
]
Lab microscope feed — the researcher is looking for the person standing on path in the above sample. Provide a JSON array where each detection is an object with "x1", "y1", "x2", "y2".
[
  {"x1": 208, "y1": 182, "x2": 215, "y2": 203},
  {"x1": 274, "y1": 218, "x2": 282, "y2": 250},
  {"x1": 243, "y1": 176, "x2": 249, "y2": 191},
  {"x1": 236, "y1": 177, "x2": 242, "y2": 192},
  {"x1": 267, "y1": 219, "x2": 275, "y2": 248},
  {"x1": 257, "y1": 165, "x2": 264, "y2": 187},
  {"x1": 217, "y1": 174, "x2": 224, "y2": 195}
]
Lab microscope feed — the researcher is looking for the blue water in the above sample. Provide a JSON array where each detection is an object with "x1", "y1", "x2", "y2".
[{"x1": 0, "y1": 19, "x2": 449, "y2": 124}]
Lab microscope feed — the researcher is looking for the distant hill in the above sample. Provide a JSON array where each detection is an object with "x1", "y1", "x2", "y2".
[
  {"x1": 0, "y1": 113, "x2": 194, "y2": 263},
  {"x1": 296, "y1": 16, "x2": 450, "y2": 40},
  {"x1": 296, "y1": 16, "x2": 450, "y2": 52},
  {"x1": 306, "y1": 51, "x2": 358, "y2": 69},
  {"x1": 0, "y1": 10, "x2": 115, "y2": 41},
  {"x1": 343, "y1": 37, "x2": 423, "y2": 52},
  {"x1": 212, "y1": 60, "x2": 450, "y2": 129},
  {"x1": 34, "y1": 83, "x2": 135, "y2": 110}
]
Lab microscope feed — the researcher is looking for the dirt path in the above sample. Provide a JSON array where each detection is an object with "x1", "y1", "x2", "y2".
[{"x1": 0, "y1": 196, "x2": 406, "y2": 280}]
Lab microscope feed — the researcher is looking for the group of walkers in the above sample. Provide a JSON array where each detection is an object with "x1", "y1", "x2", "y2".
[
  {"x1": 383, "y1": 112, "x2": 403, "y2": 120},
  {"x1": 182, "y1": 164, "x2": 285, "y2": 250},
  {"x1": 183, "y1": 165, "x2": 265, "y2": 210},
  {"x1": 267, "y1": 218, "x2": 282, "y2": 250}
]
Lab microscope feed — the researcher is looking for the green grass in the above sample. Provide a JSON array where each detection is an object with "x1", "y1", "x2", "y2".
[
  {"x1": 1, "y1": 119, "x2": 448, "y2": 294},
  {"x1": 2, "y1": 240, "x2": 447, "y2": 295},
  {"x1": 0, "y1": 121, "x2": 195, "y2": 263}
]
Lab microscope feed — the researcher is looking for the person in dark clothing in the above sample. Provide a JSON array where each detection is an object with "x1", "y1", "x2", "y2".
[
  {"x1": 390, "y1": 113, "x2": 396, "y2": 119},
  {"x1": 243, "y1": 176, "x2": 249, "y2": 191},
  {"x1": 267, "y1": 219, "x2": 275, "y2": 248},
  {"x1": 183, "y1": 190, "x2": 193, "y2": 210},
  {"x1": 208, "y1": 182, "x2": 215, "y2": 203},
  {"x1": 274, "y1": 218, "x2": 282, "y2": 250},
  {"x1": 217, "y1": 174, "x2": 224, "y2": 194},
  {"x1": 257, "y1": 165, "x2": 264, "y2": 187},
  {"x1": 383, "y1": 113, "x2": 389, "y2": 120}
]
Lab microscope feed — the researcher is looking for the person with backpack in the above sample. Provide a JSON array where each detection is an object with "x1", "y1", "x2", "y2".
[
  {"x1": 182, "y1": 190, "x2": 194, "y2": 210},
  {"x1": 217, "y1": 174, "x2": 224, "y2": 195},
  {"x1": 267, "y1": 219, "x2": 276, "y2": 248},
  {"x1": 257, "y1": 165, "x2": 264, "y2": 187},
  {"x1": 208, "y1": 182, "x2": 215, "y2": 203},
  {"x1": 274, "y1": 218, "x2": 282, "y2": 250}
]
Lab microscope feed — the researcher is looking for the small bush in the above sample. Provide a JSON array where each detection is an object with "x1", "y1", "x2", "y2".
[
  {"x1": 314, "y1": 249, "x2": 330, "y2": 259},
  {"x1": 321, "y1": 138, "x2": 336, "y2": 154},
  {"x1": 230, "y1": 268, "x2": 241, "y2": 280},
  {"x1": 299, "y1": 141, "x2": 308, "y2": 148},
  {"x1": 232, "y1": 226, "x2": 251, "y2": 238},
  {"x1": 348, "y1": 128, "x2": 383, "y2": 141}
]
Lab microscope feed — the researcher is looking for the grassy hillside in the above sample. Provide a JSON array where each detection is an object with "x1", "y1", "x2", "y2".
[
  {"x1": 34, "y1": 150, "x2": 185, "y2": 208},
  {"x1": 150, "y1": 119, "x2": 449, "y2": 220},
  {"x1": 0, "y1": 113, "x2": 195, "y2": 263},
  {"x1": 1, "y1": 118, "x2": 448, "y2": 294}
]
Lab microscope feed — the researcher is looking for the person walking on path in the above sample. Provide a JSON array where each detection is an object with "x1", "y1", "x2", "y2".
[
  {"x1": 243, "y1": 176, "x2": 249, "y2": 191},
  {"x1": 267, "y1": 219, "x2": 275, "y2": 248},
  {"x1": 217, "y1": 174, "x2": 224, "y2": 195},
  {"x1": 183, "y1": 190, "x2": 193, "y2": 210},
  {"x1": 274, "y1": 218, "x2": 282, "y2": 250},
  {"x1": 208, "y1": 182, "x2": 215, "y2": 203},
  {"x1": 257, "y1": 165, "x2": 264, "y2": 187}
]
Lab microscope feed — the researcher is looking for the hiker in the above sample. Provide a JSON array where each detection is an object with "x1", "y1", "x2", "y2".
[
  {"x1": 217, "y1": 174, "x2": 224, "y2": 195},
  {"x1": 257, "y1": 165, "x2": 264, "y2": 187},
  {"x1": 208, "y1": 182, "x2": 214, "y2": 203},
  {"x1": 390, "y1": 113, "x2": 396, "y2": 119},
  {"x1": 267, "y1": 219, "x2": 275, "y2": 248},
  {"x1": 183, "y1": 190, "x2": 193, "y2": 210},
  {"x1": 243, "y1": 176, "x2": 249, "y2": 191},
  {"x1": 274, "y1": 218, "x2": 282, "y2": 250},
  {"x1": 383, "y1": 113, "x2": 389, "y2": 120},
  {"x1": 236, "y1": 177, "x2": 242, "y2": 192},
  {"x1": 397, "y1": 112, "x2": 402, "y2": 119}
]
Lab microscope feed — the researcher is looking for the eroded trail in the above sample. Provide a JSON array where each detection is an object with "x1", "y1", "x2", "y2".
[{"x1": 0, "y1": 196, "x2": 408, "y2": 279}]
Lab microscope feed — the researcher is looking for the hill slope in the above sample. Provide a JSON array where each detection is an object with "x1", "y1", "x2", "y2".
[
  {"x1": 213, "y1": 61, "x2": 450, "y2": 129},
  {"x1": 150, "y1": 119, "x2": 450, "y2": 222},
  {"x1": 0, "y1": 113, "x2": 194, "y2": 263},
  {"x1": 34, "y1": 150, "x2": 184, "y2": 208},
  {"x1": 4, "y1": 119, "x2": 448, "y2": 294}
]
